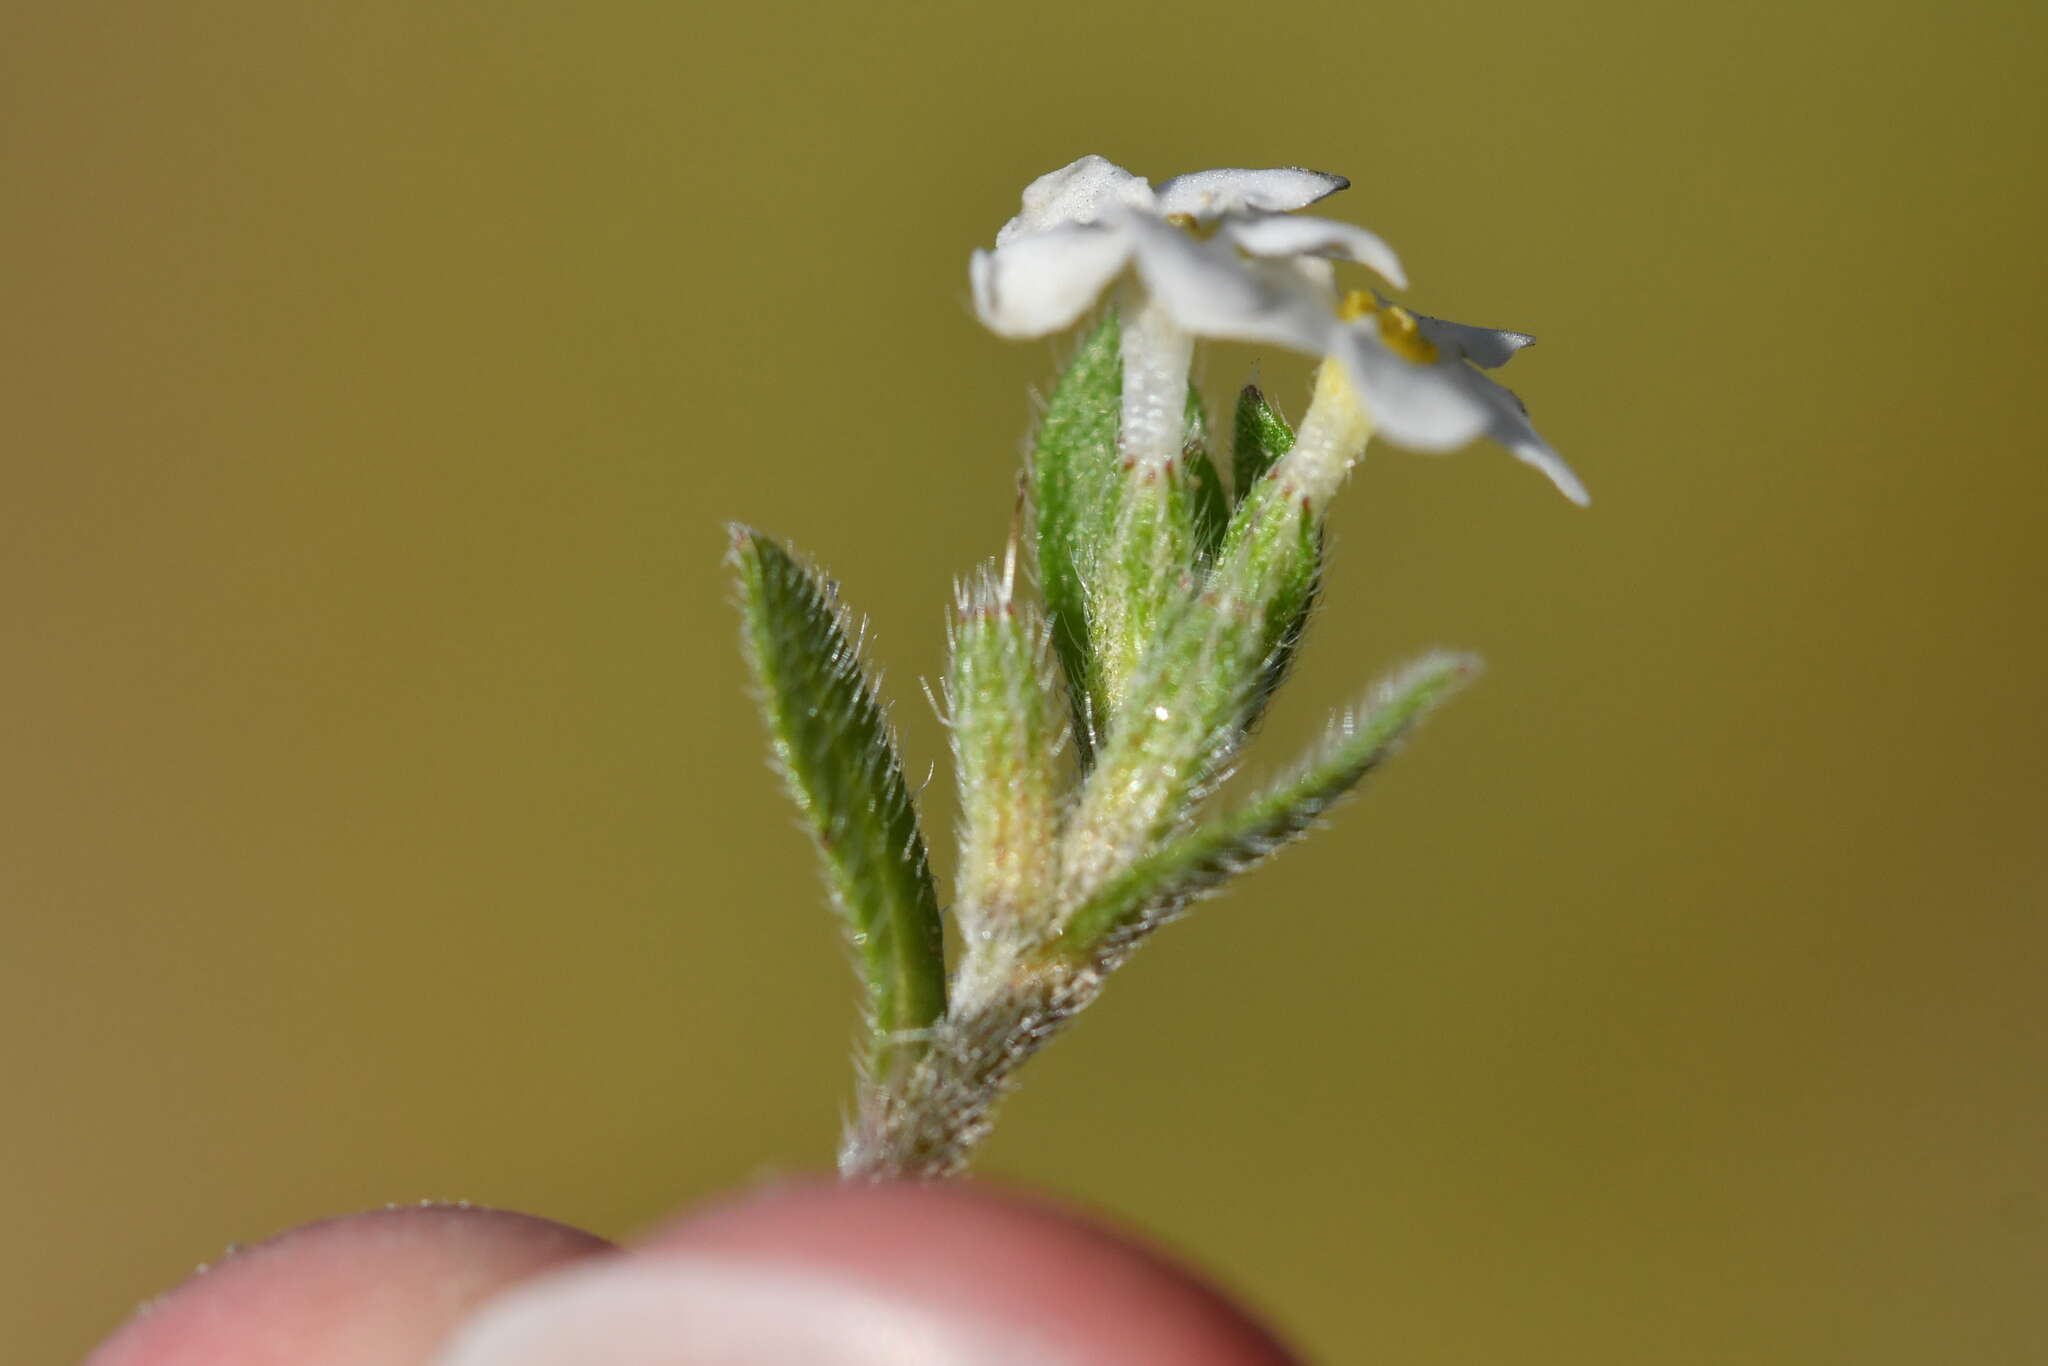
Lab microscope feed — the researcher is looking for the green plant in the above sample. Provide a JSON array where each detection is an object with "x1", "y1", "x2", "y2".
[{"x1": 733, "y1": 156, "x2": 1581, "y2": 1179}]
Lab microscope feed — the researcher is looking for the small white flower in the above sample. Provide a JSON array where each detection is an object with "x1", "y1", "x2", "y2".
[
  {"x1": 974, "y1": 156, "x2": 1407, "y2": 476},
  {"x1": 970, "y1": 155, "x2": 1406, "y2": 350},
  {"x1": 1330, "y1": 291, "x2": 1588, "y2": 506},
  {"x1": 973, "y1": 157, "x2": 1584, "y2": 506}
]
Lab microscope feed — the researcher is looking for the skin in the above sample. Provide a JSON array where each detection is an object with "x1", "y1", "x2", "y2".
[
  {"x1": 84, "y1": 1181, "x2": 1304, "y2": 1365},
  {"x1": 82, "y1": 1205, "x2": 612, "y2": 1366}
]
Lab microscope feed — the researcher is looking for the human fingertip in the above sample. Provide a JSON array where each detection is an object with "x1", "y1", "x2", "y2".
[
  {"x1": 83, "y1": 1203, "x2": 611, "y2": 1366},
  {"x1": 434, "y1": 1179, "x2": 1300, "y2": 1365},
  {"x1": 432, "y1": 1251, "x2": 1053, "y2": 1366},
  {"x1": 638, "y1": 1179, "x2": 1303, "y2": 1365}
]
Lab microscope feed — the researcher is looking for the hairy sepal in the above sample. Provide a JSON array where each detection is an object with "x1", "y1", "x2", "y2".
[
  {"x1": 1231, "y1": 382, "x2": 1297, "y2": 498},
  {"x1": 1028, "y1": 318, "x2": 1234, "y2": 759},
  {"x1": 1225, "y1": 385, "x2": 1322, "y2": 736},
  {"x1": 1068, "y1": 467, "x2": 1337, "y2": 885},
  {"x1": 1028, "y1": 314, "x2": 1122, "y2": 765},
  {"x1": 1057, "y1": 650, "x2": 1479, "y2": 957},
  {"x1": 1184, "y1": 384, "x2": 1230, "y2": 562},
  {"x1": 1093, "y1": 467, "x2": 1201, "y2": 721},
  {"x1": 947, "y1": 566, "x2": 1067, "y2": 957}
]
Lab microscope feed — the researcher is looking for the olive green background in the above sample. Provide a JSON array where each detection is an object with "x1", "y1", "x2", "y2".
[{"x1": 6, "y1": 2, "x2": 2043, "y2": 1361}]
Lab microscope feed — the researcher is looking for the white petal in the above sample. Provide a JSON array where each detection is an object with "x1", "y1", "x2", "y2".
[
  {"x1": 1413, "y1": 313, "x2": 1536, "y2": 369},
  {"x1": 1334, "y1": 330, "x2": 1492, "y2": 451},
  {"x1": 970, "y1": 225, "x2": 1134, "y2": 338},
  {"x1": 995, "y1": 155, "x2": 1157, "y2": 244},
  {"x1": 1338, "y1": 329, "x2": 1589, "y2": 504},
  {"x1": 1154, "y1": 166, "x2": 1349, "y2": 219},
  {"x1": 1219, "y1": 214, "x2": 1407, "y2": 289},
  {"x1": 1126, "y1": 215, "x2": 1334, "y2": 353},
  {"x1": 1466, "y1": 369, "x2": 1589, "y2": 504},
  {"x1": 1506, "y1": 432, "x2": 1589, "y2": 505},
  {"x1": 1282, "y1": 254, "x2": 1341, "y2": 302}
]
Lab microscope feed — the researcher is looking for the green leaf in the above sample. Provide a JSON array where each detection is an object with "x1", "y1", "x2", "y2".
[
  {"x1": 1056, "y1": 651, "x2": 1478, "y2": 956},
  {"x1": 1231, "y1": 382, "x2": 1296, "y2": 500},
  {"x1": 1029, "y1": 313, "x2": 1122, "y2": 766},
  {"x1": 1184, "y1": 385, "x2": 1230, "y2": 563},
  {"x1": 729, "y1": 526, "x2": 947, "y2": 1078}
]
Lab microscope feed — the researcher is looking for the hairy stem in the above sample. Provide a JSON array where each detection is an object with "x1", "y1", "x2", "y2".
[{"x1": 839, "y1": 961, "x2": 1099, "y2": 1179}]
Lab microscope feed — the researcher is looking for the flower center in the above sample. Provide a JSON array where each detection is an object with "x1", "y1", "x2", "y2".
[
  {"x1": 1336, "y1": 288, "x2": 1377, "y2": 322},
  {"x1": 1338, "y1": 289, "x2": 1439, "y2": 366},
  {"x1": 1163, "y1": 212, "x2": 1222, "y2": 241}
]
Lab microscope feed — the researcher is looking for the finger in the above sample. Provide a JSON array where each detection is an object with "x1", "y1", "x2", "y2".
[
  {"x1": 84, "y1": 1203, "x2": 611, "y2": 1366},
  {"x1": 434, "y1": 1179, "x2": 1303, "y2": 1365}
]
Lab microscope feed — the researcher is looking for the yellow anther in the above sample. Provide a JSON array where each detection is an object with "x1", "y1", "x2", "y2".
[
  {"x1": 1337, "y1": 289, "x2": 1379, "y2": 321},
  {"x1": 1164, "y1": 212, "x2": 1220, "y2": 240},
  {"x1": 1377, "y1": 305, "x2": 1440, "y2": 365}
]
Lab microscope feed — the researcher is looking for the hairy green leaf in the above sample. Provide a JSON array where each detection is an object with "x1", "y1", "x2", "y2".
[
  {"x1": 729, "y1": 526, "x2": 946, "y2": 1077},
  {"x1": 1057, "y1": 651, "x2": 1478, "y2": 956}
]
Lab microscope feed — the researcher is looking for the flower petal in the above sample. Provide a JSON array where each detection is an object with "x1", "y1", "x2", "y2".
[
  {"x1": 1337, "y1": 329, "x2": 1589, "y2": 504},
  {"x1": 1154, "y1": 167, "x2": 1349, "y2": 219},
  {"x1": 1333, "y1": 330, "x2": 1492, "y2": 451},
  {"x1": 995, "y1": 156, "x2": 1157, "y2": 245},
  {"x1": 1125, "y1": 215, "x2": 1334, "y2": 352},
  {"x1": 1504, "y1": 431, "x2": 1589, "y2": 506},
  {"x1": 1466, "y1": 370, "x2": 1589, "y2": 504},
  {"x1": 1413, "y1": 314, "x2": 1536, "y2": 370},
  {"x1": 1219, "y1": 214, "x2": 1407, "y2": 289},
  {"x1": 970, "y1": 225, "x2": 1135, "y2": 338}
]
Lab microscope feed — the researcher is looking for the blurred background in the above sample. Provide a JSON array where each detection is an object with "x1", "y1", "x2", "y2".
[{"x1": 5, "y1": 1, "x2": 2043, "y2": 1361}]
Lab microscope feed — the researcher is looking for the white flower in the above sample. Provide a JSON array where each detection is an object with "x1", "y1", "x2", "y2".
[
  {"x1": 973, "y1": 156, "x2": 1407, "y2": 476},
  {"x1": 1329, "y1": 292, "x2": 1588, "y2": 506},
  {"x1": 972, "y1": 157, "x2": 1585, "y2": 507},
  {"x1": 970, "y1": 155, "x2": 1406, "y2": 350}
]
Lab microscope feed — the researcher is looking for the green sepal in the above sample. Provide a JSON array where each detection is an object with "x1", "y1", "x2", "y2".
[
  {"x1": 1094, "y1": 384, "x2": 1236, "y2": 727},
  {"x1": 1029, "y1": 313, "x2": 1123, "y2": 766},
  {"x1": 948, "y1": 570, "x2": 1064, "y2": 938},
  {"x1": 1063, "y1": 483, "x2": 1322, "y2": 895},
  {"x1": 1231, "y1": 383, "x2": 1296, "y2": 499},
  {"x1": 1241, "y1": 533, "x2": 1321, "y2": 741},
  {"x1": 1055, "y1": 651, "x2": 1478, "y2": 956},
  {"x1": 1183, "y1": 385, "x2": 1230, "y2": 563},
  {"x1": 1095, "y1": 467, "x2": 1199, "y2": 727},
  {"x1": 729, "y1": 526, "x2": 947, "y2": 1078},
  {"x1": 1224, "y1": 387, "x2": 1319, "y2": 736}
]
